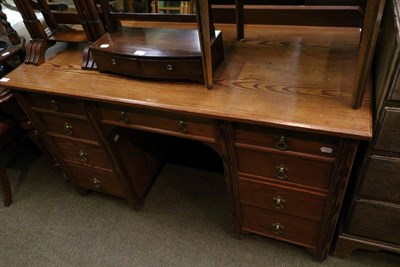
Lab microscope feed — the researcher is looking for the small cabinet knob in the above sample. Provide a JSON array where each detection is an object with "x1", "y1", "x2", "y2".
[
  {"x1": 119, "y1": 110, "x2": 129, "y2": 124},
  {"x1": 275, "y1": 136, "x2": 288, "y2": 151},
  {"x1": 166, "y1": 64, "x2": 173, "y2": 71},
  {"x1": 111, "y1": 58, "x2": 116, "y2": 65},
  {"x1": 49, "y1": 100, "x2": 59, "y2": 111},
  {"x1": 273, "y1": 196, "x2": 286, "y2": 210},
  {"x1": 276, "y1": 164, "x2": 288, "y2": 181},
  {"x1": 79, "y1": 150, "x2": 88, "y2": 162},
  {"x1": 177, "y1": 120, "x2": 188, "y2": 134},
  {"x1": 272, "y1": 223, "x2": 284, "y2": 234},
  {"x1": 93, "y1": 178, "x2": 101, "y2": 189},
  {"x1": 64, "y1": 122, "x2": 73, "y2": 136}
]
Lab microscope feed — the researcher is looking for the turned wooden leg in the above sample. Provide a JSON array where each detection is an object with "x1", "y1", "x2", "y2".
[{"x1": 0, "y1": 166, "x2": 11, "y2": 207}]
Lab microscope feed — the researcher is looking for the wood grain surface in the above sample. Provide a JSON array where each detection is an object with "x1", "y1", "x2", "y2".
[{"x1": 3, "y1": 23, "x2": 372, "y2": 140}]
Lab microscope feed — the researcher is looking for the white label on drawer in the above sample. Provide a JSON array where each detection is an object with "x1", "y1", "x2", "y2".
[
  {"x1": 320, "y1": 147, "x2": 333, "y2": 154},
  {"x1": 100, "y1": 44, "x2": 110, "y2": 48},
  {"x1": 0, "y1": 77, "x2": 10, "y2": 82},
  {"x1": 133, "y1": 50, "x2": 146, "y2": 56},
  {"x1": 2, "y1": 51, "x2": 10, "y2": 57},
  {"x1": 113, "y1": 134, "x2": 120, "y2": 142}
]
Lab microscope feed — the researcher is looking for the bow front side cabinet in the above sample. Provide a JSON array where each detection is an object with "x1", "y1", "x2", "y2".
[{"x1": 2, "y1": 24, "x2": 372, "y2": 261}]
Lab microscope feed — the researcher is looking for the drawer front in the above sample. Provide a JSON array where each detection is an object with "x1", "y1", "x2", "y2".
[
  {"x1": 241, "y1": 204, "x2": 320, "y2": 248},
  {"x1": 67, "y1": 164, "x2": 125, "y2": 198},
  {"x1": 39, "y1": 113, "x2": 98, "y2": 141},
  {"x1": 24, "y1": 92, "x2": 84, "y2": 115},
  {"x1": 99, "y1": 104, "x2": 216, "y2": 141},
  {"x1": 237, "y1": 148, "x2": 332, "y2": 189},
  {"x1": 239, "y1": 178, "x2": 326, "y2": 222},
  {"x1": 92, "y1": 51, "x2": 141, "y2": 77},
  {"x1": 140, "y1": 59, "x2": 202, "y2": 80},
  {"x1": 360, "y1": 156, "x2": 400, "y2": 204},
  {"x1": 54, "y1": 138, "x2": 113, "y2": 169},
  {"x1": 235, "y1": 123, "x2": 337, "y2": 157},
  {"x1": 347, "y1": 200, "x2": 400, "y2": 245},
  {"x1": 375, "y1": 108, "x2": 400, "y2": 153}
]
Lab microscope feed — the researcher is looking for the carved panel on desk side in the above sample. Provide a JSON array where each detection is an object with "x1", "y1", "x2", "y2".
[{"x1": 316, "y1": 139, "x2": 359, "y2": 261}]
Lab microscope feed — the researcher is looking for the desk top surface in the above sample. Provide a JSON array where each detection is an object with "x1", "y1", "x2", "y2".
[{"x1": 3, "y1": 23, "x2": 372, "y2": 140}]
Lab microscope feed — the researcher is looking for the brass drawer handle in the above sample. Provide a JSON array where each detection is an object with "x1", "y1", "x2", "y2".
[
  {"x1": 272, "y1": 223, "x2": 284, "y2": 234},
  {"x1": 276, "y1": 136, "x2": 288, "y2": 151},
  {"x1": 111, "y1": 58, "x2": 116, "y2": 65},
  {"x1": 93, "y1": 177, "x2": 101, "y2": 189},
  {"x1": 276, "y1": 164, "x2": 288, "y2": 181},
  {"x1": 49, "y1": 100, "x2": 59, "y2": 111},
  {"x1": 64, "y1": 122, "x2": 73, "y2": 136},
  {"x1": 79, "y1": 150, "x2": 88, "y2": 162},
  {"x1": 177, "y1": 120, "x2": 188, "y2": 134},
  {"x1": 273, "y1": 196, "x2": 286, "y2": 210},
  {"x1": 166, "y1": 64, "x2": 173, "y2": 71},
  {"x1": 119, "y1": 110, "x2": 129, "y2": 124}
]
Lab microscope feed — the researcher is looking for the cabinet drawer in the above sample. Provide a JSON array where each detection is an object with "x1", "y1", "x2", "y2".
[
  {"x1": 54, "y1": 138, "x2": 112, "y2": 170},
  {"x1": 93, "y1": 52, "x2": 141, "y2": 77},
  {"x1": 239, "y1": 178, "x2": 326, "y2": 222},
  {"x1": 241, "y1": 204, "x2": 320, "y2": 248},
  {"x1": 39, "y1": 113, "x2": 98, "y2": 141},
  {"x1": 235, "y1": 123, "x2": 337, "y2": 157},
  {"x1": 140, "y1": 59, "x2": 202, "y2": 80},
  {"x1": 360, "y1": 156, "x2": 400, "y2": 204},
  {"x1": 237, "y1": 148, "x2": 332, "y2": 189},
  {"x1": 99, "y1": 104, "x2": 216, "y2": 141},
  {"x1": 347, "y1": 200, "x2": 400, "y2": 245},
  {"x1": 375, "y1": 108, "x2": 400, "y2": 153},
  {"x1": 67, "y1": 164, "x2": 125, "y2": 198},
  {"x1": 24, "y1": 92, "x2": 84, "y2": 115}
]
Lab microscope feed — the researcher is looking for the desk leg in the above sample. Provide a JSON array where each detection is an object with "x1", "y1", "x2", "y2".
[{"x1": 216, "y1": 121, "x2": 242, "y2": 237}]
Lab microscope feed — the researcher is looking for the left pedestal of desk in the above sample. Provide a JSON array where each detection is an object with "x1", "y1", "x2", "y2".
[{"x1": 12, "y1": 91, "x2": 165, "y2": 210}]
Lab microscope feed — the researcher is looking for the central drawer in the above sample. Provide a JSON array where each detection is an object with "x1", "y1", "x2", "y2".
[{"x1": 98, "y1": 104, "x2": 216, "y2": 142}]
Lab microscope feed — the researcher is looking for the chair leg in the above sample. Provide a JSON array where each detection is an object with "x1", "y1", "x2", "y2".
[{"x1": 0, "y1": 167, "x2": 11, "y2": 207}]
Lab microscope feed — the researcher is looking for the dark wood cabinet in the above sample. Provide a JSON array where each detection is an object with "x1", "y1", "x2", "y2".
[{"x1": 333, "y1": 0, "x2": 400, "y2": 257}]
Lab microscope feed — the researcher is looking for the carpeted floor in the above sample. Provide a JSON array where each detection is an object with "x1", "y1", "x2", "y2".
[{"x1": 1, "y1": 142, "x2": 400, "y2": 267}]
